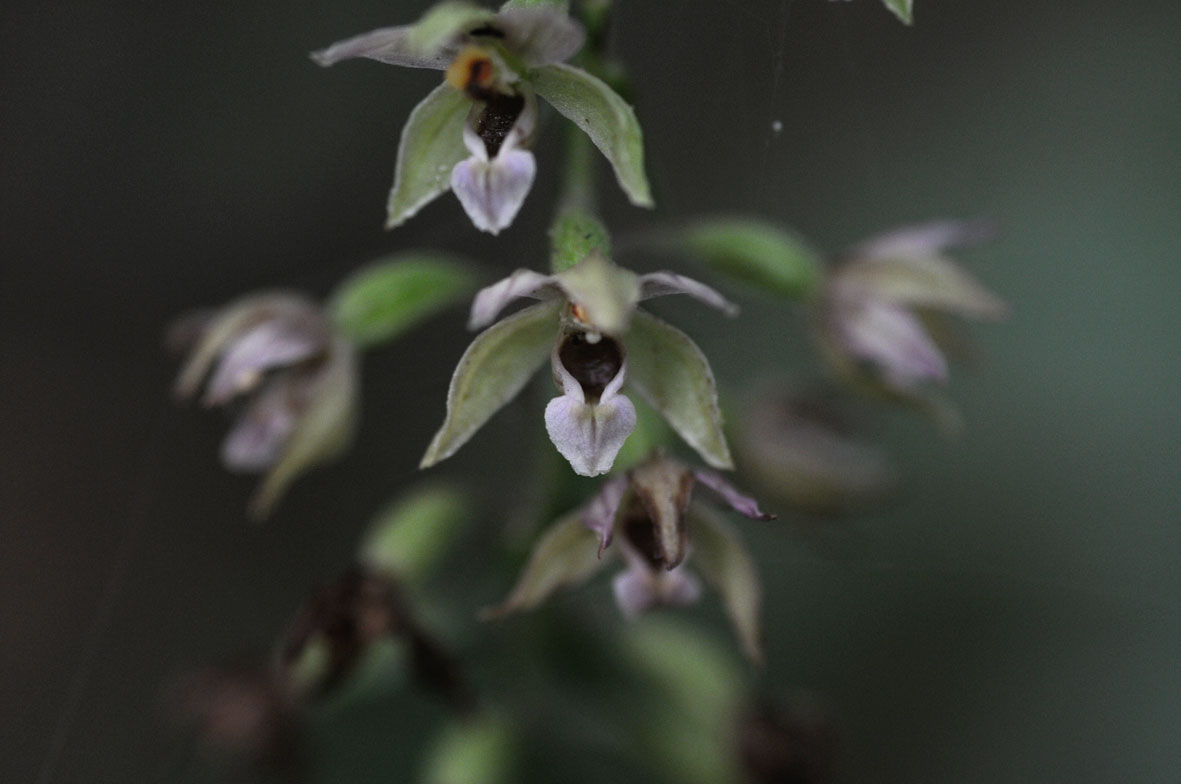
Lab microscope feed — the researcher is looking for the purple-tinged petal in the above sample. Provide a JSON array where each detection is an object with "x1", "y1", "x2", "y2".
[
  {"x1": 221, "y1": 380, "x2": 300, "y2": 472},
  {"x1": 692, "y1": 468, "x2": 775, "y2": 521},
  {"x1": 638, "y1": 271, "x2": 739, "y2": 316},
  {"x1": 450, "y1": 148, "x2": 536, "y2": 236},
  {"x1": 544, "y1": 392, "x2": 637, "y2": 478},
  {"x1": 611, "y1": 561, "x2": 702, "y2": 619},
  {"x1": 310, "y1": 26, "x2": 454, "y2": 70},
  {"x1": 581, "y1": 475, "x2": 629, "y2": 556},
  {"x1": 544, "y1": 352, "x2": 636, "y2": 476},
  {"x1": 468, "y1": 269, "x2": 560, "y2": 331},
  {"x1": 204, "y1": 319, "x2": 326, "y2": 406},
  {"x1": 835, "y1": 298, "x2": 948, "y2": 391},
  {"x1": 847, "y1": 218, "x2": 998, "y2": 261}
]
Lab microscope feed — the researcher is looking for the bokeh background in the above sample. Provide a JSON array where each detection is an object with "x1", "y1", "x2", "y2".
[{"x1": 2, "y1": 0, "x2": 1178, "y2": 781}]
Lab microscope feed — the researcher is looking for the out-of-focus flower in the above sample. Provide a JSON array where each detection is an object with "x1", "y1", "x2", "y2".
[
  {"x1": 171, "y1": 293, "x2": 358, "y2": 518},
  {"x1": 735, "y1": 382, "x2": 896, "y2": 515},
  {"x1": 420, "y1": 253, "x2": 737, "y2": 476},
  {"x1": 280, "y1": 568, "x2": 473, "y2": 712},
  {"x1": 169, "y1": 662, "x2": 299, "y2": 772},
  {"x1": 487, "y1": 450, "x2": 773, "y2": 661},
  {"x1": 814, "y1": 219, "x2": 1005, "y2": 406},
  {"x1": 313, "y1": 1, "x2": 651, "y2": 233},
  {"x1": 737, "y1": 700, "x2": 837, "y2": 784}
]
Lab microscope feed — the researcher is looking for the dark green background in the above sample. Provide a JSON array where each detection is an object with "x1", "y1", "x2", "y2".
[{"x1": 2, "y1": 1, "x2": 1178, "y2": 781}]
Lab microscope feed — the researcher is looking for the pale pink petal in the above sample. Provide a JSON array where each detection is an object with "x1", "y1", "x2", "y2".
[
  {"x1": 467, "y1": 269, "x2": 560, "y2": 330},
  {"x1": 450, "y1": 149, "x2": 536, "y2": 236},
  {"x1": 545, "y1": 353, "x2": 636, "y2": 476},
  {"x1": 837, "y1": 298, "x2": 948, "y2": 390},
  {"x1": 310, "y1": 26, "x2": 453, "y2": 70},
  {"x1": 204, "y1": 320, "x2": 325, "y2": 406},
  {"x1": 848, "y1": 218, "x2": 997, "y2": 260},
  {"x1": 581, "y1": 475, "x2": 629, "y2": 555},
  {"x1": 692, "y1": 469, "x2": 775, "y2": 520},
  {"x1": 221, "y1": 382, "x2": 298, "y2": 472},
  {"x1": 638, "y1": 271, "x2": 739, "y2": 316}
]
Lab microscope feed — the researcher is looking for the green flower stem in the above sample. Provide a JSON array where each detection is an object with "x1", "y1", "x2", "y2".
[{"x1": 548, "y1": 124, "x2": 610, "y2": 273}]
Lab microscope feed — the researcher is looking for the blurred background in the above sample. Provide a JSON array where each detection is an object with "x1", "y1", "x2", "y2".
[{"x1": 2, "y1": 0, "x2": 1178, "y2": 781}]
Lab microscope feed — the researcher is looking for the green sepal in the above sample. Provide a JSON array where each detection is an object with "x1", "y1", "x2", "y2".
[
  {"x1": 329, "y1": 254, "x2": 478, "y2": 349},
  {"x1": 409, "y1": 2, "x2": 497, "y2": 54},
  {"x1": 689, "y1": 504, "x2": 763, "y2": 664},
  {"x1": 251, "y1": 338, "x2": 359, "y2": 519},
  {"x1": 882, "y1": 0, "x2": 914, "y2": 24},
  {"x1": 680, "y1": 217, "x2": 823, "y2": 301},
  {"x1": 359, "y1": 483, "x2": 471, "y2": 585},
  {"x1": 482, "y1": 512, "x2": 605, "y2": 618},
  {"x1": 549, "y1": 209, "x2": 611, "y2": 274},
  {"x1": 387, "y1": 83, "x2": 471, "y2": 230},
  {"x1": 626, "y1": 310, "x2": 733, "y2": 470},
  {"x1": 500, "y1": 0, "x2": 569, "y2": 11},
  {"x1": 529, "y1": 63, "x2": 653, "y2": 208},
  {"x1": 555, "y1": 251, "x2": 638, "y2": 335},
  {"x1": 421, "y1": 300, "x2": 561, "y2": 468}
]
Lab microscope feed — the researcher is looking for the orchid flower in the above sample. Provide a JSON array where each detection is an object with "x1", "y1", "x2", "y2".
[
  {"x1": 171, "y1": 293, "x2": 358, "y2": 518},
  {"x1": 815, "y1": 220, "x2": 1006, "y2": 402},
  {"x1": 420, "y1": 253, "x2": 738, "y2": 477},
  {"x1": 313, "y1": 1, "x2": 651, "y2": 234},
  {"x1": 486, "y1": 450, "x2": 774, "y2": 662}
]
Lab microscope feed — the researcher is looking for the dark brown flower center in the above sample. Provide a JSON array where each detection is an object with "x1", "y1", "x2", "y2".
[
  {"x1": 475, "y1": 92, "x2": 526, "y2": 158},
  {"x1": 559, "y1": 332, "x2": 622, "y2": 401}
]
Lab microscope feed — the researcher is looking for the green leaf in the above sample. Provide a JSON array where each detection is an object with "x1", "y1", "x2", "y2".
[
  {"x1": 421, "y1": 300, "x2": 561, "y2": 468},
  {"x1": 626, "y1": 310, "x2": 733, "y2": 470},
  {"x1": 409, "y1": 1, "x2": 497, "y2": 53},
  {"x1": 680, "y1": 217, "x2": 823, "y2": 301},
  {"x1": 689, "y1": 504, "x2": 763, "y2": 663},
  {"x1": 549, "y1": 209, "x2": 611, "y2": 274},
  {"x1": 882, "y1": 0, "x2": 914, "y2": 25},
  {"x1": 329, "y1": 254, "x2": 478, "y2": 349},
  {"x1": 251, "y1": 339, "x2": 359, "y2": 519},
  {"x1": 387, "y1": 83, "x2": 471, "y2": 230},
  {"x1": 482, "y1": 513, "x2": 605, "y2": 618},
  {"x1": 529, "y1": 63, "x2": 653, "y2": 208},
  {"x1": 359, "y1": 483, "x2": 471, "y2": 584},
  {"x1": 420, "y1": 713, "x2": 515, "y2": 784},
  {"x1": 500, "y1": 0, "x2": 569, "y2": 10}
]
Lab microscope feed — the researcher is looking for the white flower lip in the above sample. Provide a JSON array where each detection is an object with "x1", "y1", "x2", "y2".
[{"x1": 544, "y1": 336, "x2": 636, "y2": 477}]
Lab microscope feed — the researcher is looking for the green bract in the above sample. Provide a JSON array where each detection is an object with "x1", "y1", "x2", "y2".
[
  {"x1": 329, "y1": 253, "x2": 477, "y2": 348},
  {"x1": 677, "y1": 217, "x2": 823, "y2": 301}
]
